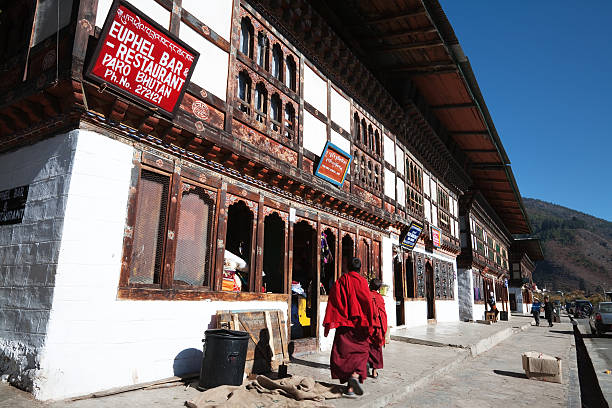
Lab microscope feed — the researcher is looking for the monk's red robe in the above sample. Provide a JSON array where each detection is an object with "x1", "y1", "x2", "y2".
[
  {"x1": 368, "y1": 290, "x2": 388, "y2": 369},
  {"x1": 323, "y1": 271, "x2": 374, "y2": 383}
]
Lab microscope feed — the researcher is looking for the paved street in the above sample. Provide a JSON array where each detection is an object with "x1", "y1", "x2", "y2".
[{"x1": 389, "y1": 322, "x2": 575, "y2": 407}]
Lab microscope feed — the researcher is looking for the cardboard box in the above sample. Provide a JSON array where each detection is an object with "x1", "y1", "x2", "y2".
[{"x1": 522, "y1": 352, "x2": 562, "y2": 383}]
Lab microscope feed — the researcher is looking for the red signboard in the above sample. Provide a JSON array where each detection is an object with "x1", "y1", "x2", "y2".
[
  {"x1": 314, "y1": 142, "x2": 352, "y2": 187},
  {"x1": 431, "y1": 226, "x2": 441, "y2": 248},
  {"x1": 87, "y1": 0, "x2": 198, "y2": 116}
]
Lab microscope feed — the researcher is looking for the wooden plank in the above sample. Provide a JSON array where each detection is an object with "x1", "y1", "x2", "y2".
[
  {"x1": 276, "y1": 310, "x2": 289, "y2": 362},
  {"x1": 264, "y1": 311, "x2": 276, "y2": 361}
]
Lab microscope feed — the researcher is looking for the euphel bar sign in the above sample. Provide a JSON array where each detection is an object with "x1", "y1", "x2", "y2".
[
  {"x1": 0, "y1": 185, "x2": 29, "y2": 225},
  {"x1": 314, "y1": 142, "x2": 352, "y2": 187},
  {"x1": 87, "y1": 0, "x2": 199, "y2": 116}
]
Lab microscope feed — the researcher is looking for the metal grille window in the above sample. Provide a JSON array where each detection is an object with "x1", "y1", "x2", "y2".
[
  {"x1": 126, "y1": 167, "x2": 217, "y2": 289},
  {"x1": 174, "y1": 183, "x2": 216, "y2": 286},
  {"x1": 130, "y1": 169, "x2": 170, "y2": 285}
]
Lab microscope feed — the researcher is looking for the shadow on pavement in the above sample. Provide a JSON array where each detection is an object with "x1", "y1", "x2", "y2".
[
  {"x1": 548, "y1": 330, "x2": 573, "y2": 335},
  {"x1": 289, "y1": 357, "x2": 330, "y2": 370},
  {"x1": 493, "y1": 370, "x2": 527, "y2": 379},
  {"x1": 582, "y1": 333, "x2": 612, "y2": 339}
]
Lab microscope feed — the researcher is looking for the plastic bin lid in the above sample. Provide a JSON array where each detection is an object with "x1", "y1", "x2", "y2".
[{"x1": 203, "y1": 328, "x2": 249, "y2": 340}]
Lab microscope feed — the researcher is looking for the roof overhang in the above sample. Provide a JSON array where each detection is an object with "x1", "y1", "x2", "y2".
[{"x1": 309, "y1": 0, "x2": 532, "y2": 234}]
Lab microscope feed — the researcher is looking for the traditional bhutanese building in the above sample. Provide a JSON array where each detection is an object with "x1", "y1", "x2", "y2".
[{"x1": 0, "y1": 0, "x2": 537, "y2": 400}]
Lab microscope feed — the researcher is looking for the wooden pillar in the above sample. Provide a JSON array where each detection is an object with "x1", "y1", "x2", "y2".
[
  {"x1": 315, "y1": 214, "x2": 321, "y2": 343},
  {"x1": 213, "y1": 182, "x2": 228, "y2": 291},
  {"x1": 254, "y1": 194, "x2": 265, "y2": 292},
  {"x1": 287, "y1": 214, "x2": 295, "y2": 339}
]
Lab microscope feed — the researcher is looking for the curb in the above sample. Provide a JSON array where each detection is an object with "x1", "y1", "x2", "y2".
[
  {"x1": 352, "y1": 349, "x2": 471, "y2": 408},
  {"x1": 567, "y1": 323, "x2": 581, "y2": 408},
  {"x1": 391, "y1": 321, "x2": 532, "y2": 357}
]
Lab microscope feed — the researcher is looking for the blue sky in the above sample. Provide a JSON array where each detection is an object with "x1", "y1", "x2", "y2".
[{"x1": 439, "y1": 1, "x2": 612, "y2": 222}]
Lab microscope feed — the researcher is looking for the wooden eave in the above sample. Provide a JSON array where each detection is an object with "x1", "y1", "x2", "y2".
[{"x1": 308, "y1": 0, "x2": 531, "y2": 235}]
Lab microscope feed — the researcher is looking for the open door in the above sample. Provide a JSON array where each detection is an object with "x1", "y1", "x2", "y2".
[
  {"x1": 290, "y1": 220, "x2": 317, "y2": 340},
  {"x1": 393, "y1": 249, "x2": 405, "y2": 326},
  {"x1": 426, "y1": 262, "x2": 436, "y2": 320}
]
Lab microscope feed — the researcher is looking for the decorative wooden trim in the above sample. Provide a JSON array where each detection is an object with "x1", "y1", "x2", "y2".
[
  {"x1": 263, "y1": 206, "x2": 289, "y2": 223},
  {"x1": 226, "y1": 193, "x2": 259, "y2": 214},
  {"x1": 295, "y1": 216, "x2": 316, "y2": 229},
  {"x1": 117, "y1": 287, "x2": 289, "y2": 302}
]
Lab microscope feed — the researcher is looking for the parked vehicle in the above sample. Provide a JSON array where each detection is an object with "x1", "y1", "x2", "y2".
[
  {"x1": 574, "y1": 300, "x2": 593, "y2": 318},
  {"x1": 589, "y1": 302, "x2": 612, "y2": 336}
]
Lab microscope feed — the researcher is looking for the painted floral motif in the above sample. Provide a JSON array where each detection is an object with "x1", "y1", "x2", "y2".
[{"x1": 232, "y1": 120, "x2": 298, "y2": 165}]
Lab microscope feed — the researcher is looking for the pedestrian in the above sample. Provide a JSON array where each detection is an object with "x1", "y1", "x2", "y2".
[
  {"x1": 487, "y1": 291, "x2": 499, "y2": 322},
  {"x1": 323, "y1": 257, "x2": 374, "y2": 398},
  {"x1": 368, "y1": 278, "x2": 387, "y2": 379},
  {"x1": 532, "y1": 298, "x2": 541, "y2": 326},
  {"x1": 544, "y1": 296, "x2": 554, "y2": 327}
]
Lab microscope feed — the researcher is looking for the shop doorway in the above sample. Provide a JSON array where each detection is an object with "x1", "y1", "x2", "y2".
[
  {"x1": 225, "y1": 200, "x2": 254, "y2": 291},
  {"x1": 341, "y1": 234, "x2": 354, "y2": 275},
  {"x1": 510, "y1": 293, "x2": 517, "y2": 312},
  {"x1": 262, "y1": 212, "x2": 285, "y2": 293},
  {"x1": 393, "y1": 250, "x2": 405, "y2": 326},
  {"x1": 425, "y1": 262, "x2": 436, "y2": 320},
  {"x1": 321, "y1": 228, "x2": 336, "y2": 294},
  {"x1": 291, "y1": 221, "x2": 317, "y2": 339}
]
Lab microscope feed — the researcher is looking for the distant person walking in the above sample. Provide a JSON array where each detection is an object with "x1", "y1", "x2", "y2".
[
  {"x1": 532, "y1": 298, "x2": 541, "y2": 326},
  {"x1": 368, "y1": 278, "x2": 387, "y2": 379},
  {"x1": 544, "y1": 296, "x2": 554, "y2": 327}
]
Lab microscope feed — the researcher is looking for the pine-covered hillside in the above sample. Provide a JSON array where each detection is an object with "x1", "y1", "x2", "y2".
[{"x1": 523, "y1": 198, "x2": 612, "y2": 293}]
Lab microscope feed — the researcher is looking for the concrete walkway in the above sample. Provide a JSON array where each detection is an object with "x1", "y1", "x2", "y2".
[
  {"x1": 0, "y1": 315, "x2": 575, "y2": 408},
  {"x1": 388, "y1": 321, "x2": 577, "y2": 407},
  {"x1": 391, "y1": 315, "x2": 533, "y2": 356}
]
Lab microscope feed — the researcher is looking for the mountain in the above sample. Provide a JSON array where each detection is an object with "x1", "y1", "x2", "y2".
[{"x1": 522, "y1": 198, "x2": 612, "y2": 293}]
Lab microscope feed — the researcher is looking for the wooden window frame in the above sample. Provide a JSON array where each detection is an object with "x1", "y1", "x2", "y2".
[
  {"x1": 118, "y1": 156, "x2": 289, "y2": 302},
  {"x1": 120, "y1": 161, "x2": 219, "y2": 292}
]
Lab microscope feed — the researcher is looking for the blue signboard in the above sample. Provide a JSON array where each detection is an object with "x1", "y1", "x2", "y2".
[
  {"x1": 401, "y1": 221, "x2": 424, "y2": 250},
  {"x1": 314, "y1": 142, "x2": 352, "y2": 187}
]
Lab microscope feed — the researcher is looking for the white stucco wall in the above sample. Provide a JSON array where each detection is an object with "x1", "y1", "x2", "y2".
[
  {"x1": 473, "y1": 303, "x2": 486, "y2": 322},
  {"x1": 302, "y1": 111, "x2": 327, "y2": 155},
  {"x1": 181, "y1": 0, "x2": 234, "y2": 41},
  {"x1": 403, "y1": 301, "x2": 427, "y2": 328},
  {"x1": 180, "y1": 23, "x2": 229, "y2": 101},
  {"x1": 0, "y1": 132, "x2": 77, "y2": 392},
  {"x1": 31, "y1": 130, "x2": 287, "y2": 400}
]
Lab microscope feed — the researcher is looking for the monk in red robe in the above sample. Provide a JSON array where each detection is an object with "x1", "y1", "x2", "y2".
[
  {"x1": 368, "y1": 278, "x2": 387, "y2": 379},
  {"x1": 323, "y1": 257, "x2": 374, "y2": 397}
]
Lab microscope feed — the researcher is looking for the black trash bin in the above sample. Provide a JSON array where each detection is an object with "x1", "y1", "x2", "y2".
[{"x1": 199, "y1": 329, "x2": 249, "y2": 389}]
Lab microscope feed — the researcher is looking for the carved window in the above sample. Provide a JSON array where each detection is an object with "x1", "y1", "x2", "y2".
[
  {"x1": 361, "y1": 119, "x2": 367, "y2": 146},
  {"x1": 254, "y1": 82, "x2": 267, "y2": 123},
  {"x1": 270, "y1": 93, "x2": 281, "y2": 132},
  {"x1": 271, "y1": 44, "x2": 283, "y2": 81},
  {"x1": 367, "y1": 124, "x2": 373, "y2": 150},
  {"x1": 284, "y1": 103, "x2": 295, "y2": 139},
  {"x1": 374, "y1": 130, "x2": 380, "y2": 156},
  {"x1": 285, "y1": 55, "x2": 296, "y2": 91},
  {"x1": 237, "y1": 71, "x2": 251, "y2": 114},
  {"x1": 123, "y1": 166, "x2": 217, "y2": 289},
  {"x1": 437, "y1": 187, "x2": 451, "y2": 233},
  {"x1": 353, "y1": 113, "x2": 360, "y2": 141},
  {"x1": 256, "y1": 32, "x2": 269, "y2": 68},
  {"x1": 239, "y1": 17, "x2": 254, "y2": 58}
]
